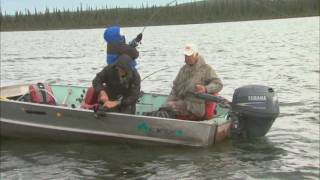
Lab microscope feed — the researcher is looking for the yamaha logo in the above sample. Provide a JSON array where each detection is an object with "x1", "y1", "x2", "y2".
[{"x1": 248, "y1": 95, "x2": 266, "y2": 101}]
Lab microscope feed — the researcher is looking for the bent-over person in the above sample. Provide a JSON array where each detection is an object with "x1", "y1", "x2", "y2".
[{"x1": 92, "y1": 54, "x2": 141, "y2": 114}]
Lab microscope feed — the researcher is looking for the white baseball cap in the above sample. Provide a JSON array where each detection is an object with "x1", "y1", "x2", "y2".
[{"x1": 184, "y1": 43, "x2": 198, "y2": 56}]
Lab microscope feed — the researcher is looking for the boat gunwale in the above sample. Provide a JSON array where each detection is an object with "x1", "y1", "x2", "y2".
[{"x1": 0, "y1": 84, "x2": 170, "y2": 99}]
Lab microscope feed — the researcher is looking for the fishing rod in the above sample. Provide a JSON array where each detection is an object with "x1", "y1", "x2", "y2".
[
  {"x1": 129, "y1": 0, "x2": 178, "y2": 46},
  {"x1": 129, "y1": 0, "x2": 178, "y2": 47},
  {"x1": 250, "y1": 0, "x2": 288, "y2": 17},
  {"x1": 141, "y1": 66, "x2": 173, "y2": 82},
  {"x1": 135, "y1": 0, "x2": 286, "y2": 39},
  {"x1": 112, "y1": 0, "x2": 284, "y2": 48},
  {"x1": 141, "y1": 0, "x2": 178, "y2": 34}
]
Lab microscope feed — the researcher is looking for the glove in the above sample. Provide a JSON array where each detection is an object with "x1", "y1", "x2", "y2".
[
  {"x1": 128, "y1": 33, "x2": 143, "y2": 47},
  {"x1": 135, "y1": 33, "x2": 143, "y2": 42}
]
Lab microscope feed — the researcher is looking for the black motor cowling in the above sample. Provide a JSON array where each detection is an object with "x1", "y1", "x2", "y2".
[{"x1": 231, "y1": 85, "x2": 279, "y2": 138}]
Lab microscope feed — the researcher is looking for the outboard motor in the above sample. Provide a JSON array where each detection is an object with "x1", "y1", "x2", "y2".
[{"x1": 231, "y1": 85, "x2": 279, "y2": 138}]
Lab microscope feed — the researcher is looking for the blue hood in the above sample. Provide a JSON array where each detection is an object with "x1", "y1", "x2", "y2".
[{"x1": 104, "y1": 26, "x2": 124, "y2": 43}]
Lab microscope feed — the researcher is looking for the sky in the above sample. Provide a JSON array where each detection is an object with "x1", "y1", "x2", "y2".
[{"x1": 1, "y1": 0, "x2": 195, "y2": 15}]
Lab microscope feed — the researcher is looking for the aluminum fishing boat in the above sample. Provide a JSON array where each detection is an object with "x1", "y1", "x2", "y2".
[{"x1": 0, "y1": 83, "x2": 279, "y2": 147}]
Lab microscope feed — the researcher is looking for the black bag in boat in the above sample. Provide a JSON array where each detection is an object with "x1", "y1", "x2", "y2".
[{"x1": 143, "y1": 107, "x2": 176, "y2": 119}]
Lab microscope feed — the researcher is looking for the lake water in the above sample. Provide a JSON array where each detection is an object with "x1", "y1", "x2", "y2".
[{"x1": 1, "y1": 17, "x2": 319, "y2": 179}]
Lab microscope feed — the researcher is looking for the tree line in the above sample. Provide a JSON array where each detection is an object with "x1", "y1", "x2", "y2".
[{"x1": 0, "y1": 0, "x2": 319, "y2": 31}]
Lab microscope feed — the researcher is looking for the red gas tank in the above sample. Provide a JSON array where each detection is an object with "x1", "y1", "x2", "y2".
[{"x1": 80, "y1": 87, "x2": 99, "y2": 109}]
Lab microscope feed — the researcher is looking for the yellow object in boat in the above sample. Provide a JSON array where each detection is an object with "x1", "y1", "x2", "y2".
[{"x1": 0, "y1": 96, "x2": 8, "y2": 100}]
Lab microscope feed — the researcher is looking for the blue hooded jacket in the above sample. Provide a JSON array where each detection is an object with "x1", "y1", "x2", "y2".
[
  {"x1": 104, "y1": 26, "x2": 123, "y2": 43},
  {"x1": 103, "y1": 26, "x2": 137, "y2": 68}
]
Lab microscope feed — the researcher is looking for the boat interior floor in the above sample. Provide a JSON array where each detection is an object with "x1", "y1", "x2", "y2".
[{"x1": 2, "y1": 84, "x2": 227, "y2": 122}]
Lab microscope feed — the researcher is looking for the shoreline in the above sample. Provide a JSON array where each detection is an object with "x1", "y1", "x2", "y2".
[{"x1": 1, "y1": 15, "x2": 318, "y2": 33}]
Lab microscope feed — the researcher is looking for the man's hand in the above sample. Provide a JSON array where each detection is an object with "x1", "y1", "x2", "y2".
[
  {"x1": 99, "y1": 91, "x2": 109, "y2": 103},
  {"x1": 103, "y1": 100, "x2": 120, "y2": 109},
  {"x1": 195, "y1": 85, "x2": 206, "y2": 93}
]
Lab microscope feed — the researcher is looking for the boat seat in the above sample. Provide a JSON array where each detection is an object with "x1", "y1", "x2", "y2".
[
  {"x1": 29, "y1": 83, "x2": 57, "y2": 105},
  {"x1": 80, "y1": 87, "x2": 99, "y2": 109}
]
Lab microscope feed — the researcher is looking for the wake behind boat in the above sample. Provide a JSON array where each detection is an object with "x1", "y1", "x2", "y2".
[{"x1": 0, "y1": 83, "x2": 279, "y2": 147}]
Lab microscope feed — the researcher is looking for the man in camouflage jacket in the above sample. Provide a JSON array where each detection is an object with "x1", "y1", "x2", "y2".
[{"x1": 166, "y1": 44, "x2": 223, "y2": 120}]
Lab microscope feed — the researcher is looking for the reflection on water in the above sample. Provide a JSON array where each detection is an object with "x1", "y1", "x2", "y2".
[
  {"x1": 1, "y1": 17, "x2": 319, "y2": 179},
  {"x1": 0, "y1": 138, "x2": 287, "y2": 179}
]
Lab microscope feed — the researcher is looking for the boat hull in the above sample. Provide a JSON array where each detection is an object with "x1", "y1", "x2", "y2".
[
  {"x1": 0, "y1": 84, "x2": 232, "y2": 147},
  {"x1": 0, "y1": 100, "x2": 232, "y2": 147}
]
